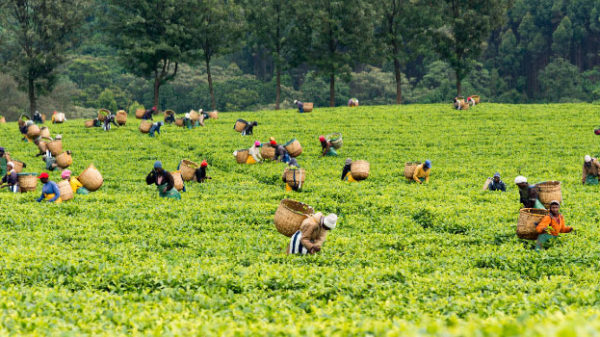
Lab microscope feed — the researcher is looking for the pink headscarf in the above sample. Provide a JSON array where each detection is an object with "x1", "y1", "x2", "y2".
[{"x1": 61, "y1": 169, "x2": 72, "y2": 180}]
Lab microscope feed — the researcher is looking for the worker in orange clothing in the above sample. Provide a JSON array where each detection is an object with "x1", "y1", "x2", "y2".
[
  {"x1": 535, "y1": 200, "x2": 573, "y2": 251},
  {"x1": 412, "y1": 160, "x2": 431, "y2": 184}
]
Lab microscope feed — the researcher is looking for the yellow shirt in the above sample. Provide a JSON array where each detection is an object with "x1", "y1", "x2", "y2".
[
  {"x1": 69, "y1": 177, "x2": 83, "y2": 193},
  {"x1": 413, "y1": 164, "x2": 430, "y2": 183}
]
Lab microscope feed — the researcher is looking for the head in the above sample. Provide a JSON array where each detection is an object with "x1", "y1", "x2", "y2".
[
  {"x1": 0, "y1": 147, "x2": 5, "y2": 156},
  {"x1": 38, "y1": 172, "x2": 49, "y2": 184},
  {"x1": 201, "y1": 160, "x2": 208, "y2": 168},
  {"x1": 185, "y1": 113, "x2": 190, "y2": 119},
  {"x1": 585, "y1": 155, "x2": 592, "y2": 165},
  {"x1": 61, "y1": 169, "x2": 72, "y2": 180},
  {"x1": 549, "y1": 200, "x2": 560, "y2": 215},
  {"x1": 322, "y1": 214, "x2": 337, "y2": 230},
  {"x1": 153, "y1": 161, "x2": 163, "y2": 171},
  {"x1": 53, "y1": 111, "x2": 57, "y2": 115},
  {"x1": 293, "y1": 100, "x2": 298, "y2": 104},
  {"x1": 254, "y1": 140, "x2": 261, "y2": 147},
  {"x1": 596, "y1": 129, "x2": 600, "y2": 136},
  {"x1": 7, "y1": 162, "x2": 14, "y2": 171},
  {"x1": 251, "y1": 121, "x2": 258, "y2": 126},
  {"x1": 152, "y1": 106, "x2": 157, "y2": 111},
  {"x1": 288, "y1": 158, "x2": 299, "y2": 168},
  {"x1": 493, "y1": 172, "x2": 500, "y2": 183},
  {"x1": 514, "y1": 175, "x2": 527, "y2": 187},
  {"x1": 270, "y1": 140, "x2": 277, "y2": 146},
  {"x1": 55, "y1": 134, "x2": 62, "y2": 140},
  {"x1": 424, "y1": 160, "x2": 432, "y2": 169},
  {"x1": 345, "y1": 158, "x2": 352, "y2": 166},
  {"x1": 319, "y1": 135, "x2": 326, "y2": 143}
]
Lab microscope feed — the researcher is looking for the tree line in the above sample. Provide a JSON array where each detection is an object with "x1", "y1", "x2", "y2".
[{"x1": 0, "y1": 0, "x2": 599, "y2": 120}]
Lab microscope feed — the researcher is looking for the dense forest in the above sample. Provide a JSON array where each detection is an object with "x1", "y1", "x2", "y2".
[{"x1": 0, "y1": 0, "x2": 599, "y2": 120}]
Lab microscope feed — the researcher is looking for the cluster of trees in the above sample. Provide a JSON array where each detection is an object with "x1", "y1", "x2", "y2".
[{"x1": 1, "y1": 0, "x2": 600, "y2": 120}]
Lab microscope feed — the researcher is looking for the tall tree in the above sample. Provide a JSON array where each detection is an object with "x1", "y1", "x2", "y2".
[
  {"x1": 1, "y1": 0, "x2": 89, "y2": 113},
  {"x1": 376, "y1": 0, "x2": 431, "y2": 104},
  {"x1": 106, "y1": 0, "x2": 188, "y2": 108},
  {"x1": 432, "y1": 0, "x2": 510, "y2": 96},
  {"x1": 185, "y1": 0, "x2": 244, "y2": 111},
  {"x1": 300, "y1": 0, "x2": 374, "y2": 107},
  {"x1": 245, "y1": 0, "x2": 295, "y2": 110}
]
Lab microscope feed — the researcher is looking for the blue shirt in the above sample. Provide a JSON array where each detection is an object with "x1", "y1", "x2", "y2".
[{"x1": 37, "y1": 181, "x2": 60, "y2": 202}]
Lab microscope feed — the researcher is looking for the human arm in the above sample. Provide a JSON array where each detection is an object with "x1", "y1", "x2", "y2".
[
  {"x1": 299, "y1": 219, "x2": 317, "y2": 252},
  {"x1": 46, "y1": 182, "x2": 60, "y2": 202},
  {"x1": 145, "y1": 171, "x2": 156, "y2": 185},
  {"x1": 424, "y1": 169, "x2": 430, "y2": 183},
  {"x1": 341, "y1": 164, "x2": 351, "y2": 180},
  {"x1": 500, "y1": 182, "x2": 506, "y2": 192},
  {"x1": 582, "y1": 165, "x2": 588, "y2": 184},
  {"x1": 164, "y1": 171, "x2": 175, "y2": 191},
  {"x1": 535, "y1": 215, "x2": 551, "y2": 234},
  {"x1": 413, "y1": 166, "x2": 422, "y2": 183},
  {"x1": 560, "y1": 215, "x2": 572, "y2": 233}
]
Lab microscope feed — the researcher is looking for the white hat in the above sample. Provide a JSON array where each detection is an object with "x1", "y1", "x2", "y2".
[
  {"x1": 549, "y1": 200, "x2": 560, "y2": 206},
  {"x1": 514, "y1": 176, "x2": 527, "y2": 184},
  {"x1": 585, "y1": 155, "x2": 592, "y2": 163},
  {"x1": 199, "y1": 109, "x2": 203, "y2": 113},
  {"x1": 233, "y1": 151, "x2": 238, "y2": 156},
  {"x1": 323, "y1": 214, "x2": 337, "y2": 230},
  {"x1": 293, "y1": 100, "x2": 298, "y2": 104},
  {"x1": 6, "y1": 162, "x2": 14, "y2": 168},
  {"x1": 185, "y1": 113, "x2": 190, "y2": 119},
  {"x1": 55, "y1": 134, "x2": 62, "y2": 140}
]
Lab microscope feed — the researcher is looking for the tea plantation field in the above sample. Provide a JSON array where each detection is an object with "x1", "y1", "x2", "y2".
[{"x1": 2, "y1": 104, "x2": 600, "y2": 336}]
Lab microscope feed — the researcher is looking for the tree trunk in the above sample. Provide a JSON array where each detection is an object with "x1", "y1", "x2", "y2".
[
  {"x1": 153, "y1": 74, "x2": 160, "y2": 109},
  {"x1": 275, "y1": 64, "x2": 281, "y2": 110},
  {"x1": 329, "y1": 73, "x2": 335, "y2": 107},
  {"x1": 393, "y1": 57, "x2": 403, "y2": 104},
  {"x1": 206, "y1": 56, "x2": 216, "y2": 110},
  {"x1": 28, "y1": 77, "x2": 36, "y2": 114}
]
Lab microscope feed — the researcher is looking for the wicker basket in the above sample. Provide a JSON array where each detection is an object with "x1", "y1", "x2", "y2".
[
  {"x1": 273, "y1": 199, "x2": 314, "y2": 237},
  {"x1": 483, "y1": 178, "x2": 492, "y2": 191},
  {"x1": 116, "y1": 110, "x2": 127, "y2": 125},
  {"x1": 12, "y1": 160, "x2": 24, "y2": 173},
  {"x1": 84, "y1": 120, "x2": 94, "y2": 128},
  {"x1": 139, "y1": 121, "x2": 152, "y2": 133},
  {"x1": 234, "y1": 119, "x2": 247, "y2": 132},
  {"x1": 327, "y1": 133, "x2": 343, "y2": 149},
  {"x1": 57, "y1": 180, "x2": 74, "y2": 201},
  {"x1": 78, "y1": 164, "x2": 103, "y2": 191},
  {"x1": 472, "y1": 95, "x2": 480, "y2": 104},
  {"x1": 18, "y1": 173, "x2": 38, "y2": 193},
  {"x1": 180, "y1": 160, "x2": 199, "y2": 181},
  {"x1": 284, "y1": 139, "x2": 302, "y2": 157},
  {"x1": 47, "y1": 140, "x2": 62, "y2": 156},
  {"x1": 98, "y1": 109, "x2": 110, "y2": 122},
  {"x1": 284, "y1": 168, "x2": 306, "y2": 189},
  {"x1": 208, "y1": 110, "x2": 218, "y2": 119},
  {"x1": 27, "y1": 124, "x2": 41, "y2": 138},
  {"x1": 351, "y1": 160, "x2": 370, "y2": 181},
  {"x1": 261, "y1": 145, "x2": 276, "y2": 160},
  {"x1": 236, "y1": 150, "x2": 249, "y2": 164},
  {"x1": 517, "y1": 208, "x2": 548, "y2": 240},
  {"x1": 164, "y1": 110, "x2": 175, "y2": 117},
  {"x1": 37, "y1": 141, "x2": 48, "y2": 153},
  {"x1": 53, "y1": 112, "x2": 65, "y2": 123},
  {"x1": 190, "y1": 110, "x2": 200, "y2": 121},
  {"x1": 56, "y1": 152, "x2": 72, "y2": 169},
  {"x1": 404, "y1": 162, "x2": 421, "y2": 180},
  {"x1": 538, "y1": 181, "x2": 562, "y2": 208},
  {"x1": 175, "y1": 118, "x2": 184, "y2": 127},
  {"x1": 40, "y1": 127, "x2": 51, "y2": 139},
  {"x1": 135, "y1": 108, "x2": 145, "y2": 119},
  {"x1": 172, "y1": 171, "x2": 184, "y2": 191},
  {"x1": 303, "y1": 102, "x2": 314, "y2": 112}
]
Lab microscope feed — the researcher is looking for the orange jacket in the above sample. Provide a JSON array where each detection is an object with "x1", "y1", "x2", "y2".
[{"x1": 536, "y1": 214, "x2": 572, "y2": 236}]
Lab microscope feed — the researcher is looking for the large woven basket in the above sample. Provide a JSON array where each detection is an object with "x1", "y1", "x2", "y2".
[
  {"x1": 208, "y1": 110, "x2": 218, "y2": 119},
  {"x1": 284, "y1": 168, "x2": 306, "y2": 189},
  {"x1": 189, "y1": 110, "x2": 200, "y2": 121},
  {"x1": 273, "y1": 199, "x2": 315, "y2": 237},
  {"x1": 236, "y1": 150, "x2": 249, "y2": 164},
  {"x1": 351, "y1": 160, "x2": 370, "y2": 181},
  {"x1": 172, "y1": 171, "x2": 184, "y2": 191},
  {"x1": 116, "y1": 110, "x2": 127, "y2": 125},
  {"x1": 98, "y1": 109, "x2": 110, "y2": 122},
  {"x1": 284, "y1": 139, "x2": 302, "y2": 157},
  {"x1": 47, "y1": 140, "x2": 62, "y2": 156},
  {"x1": 53, "y1": 112, "x2": 65, "y2": 123},
  {"x1": 234, "y1": 119, "x2": 247, "y2": 132},
  {"x1": 84, "y1": 120, "x2": 94, "y2": 128},
  {"x1": 12, "y1": 160, "x2": 24, "y2": 173},
  {"x1": 180, "y1": 160, "x2": 199, "y2": 181},
  {"x1": 135, "y1": 108, "x2": 145, "y2": 119},
  {"x1": 78, "y1": 164, "x2": 103, "y2": 191},
  {"x1": 261, "y1": 145, "x2": 276, "y2": 160},
  {"x1": 175, "y1": 118, "x2": 184, "y2": 127},
  {"x1": 27, "y1": 124, "x2": 41, "y2": 138},
  {"x1": 57, "y1": 180, "x2": 74, "y2": 201},
  {"x1": 40, "y1": 127, "x2": 51, "y2": 139},
  {"x1": 517, "y1": 208, "x2": 548, "y2": 240},
  {"x1": 18, "y1": 173, "x2": 38, "y2": 192},
  {"x1": 538, "y1": 181, "x2": 562, "y2": 208},
  {"x1": 164, "y1": 110, "x2": 175, "y2": 117},
  {"x1": 472, "y1": 95, "x2": 481, "y2": 104},
  {"x1": 37, "y1": 141, "x2": 48, "y2": 153},
  {"x1": 327, "y1": 133, "x2": 343, "y2": 149},
  {"x1": 404, "y1": 162, "x2": 421, "y2": 180},
  {"x1": 303, "y1": 102, "x2": 314, "y2": 112},
  {"x1": 139, "y1": 121, "x2": 152, "y2": 133},
  {"x1": 56, "y1": 152, "x2": 72, "y2": 169}
]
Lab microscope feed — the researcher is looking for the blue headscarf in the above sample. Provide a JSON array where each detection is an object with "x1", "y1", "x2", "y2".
[
  {"x1": 154, "y1": 161, "x2": 162, "y2": 169},
  {"x1": 424, "y1": 160, "x2": 432, "y2": 168}
]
